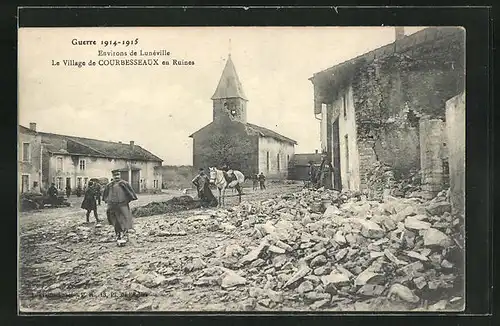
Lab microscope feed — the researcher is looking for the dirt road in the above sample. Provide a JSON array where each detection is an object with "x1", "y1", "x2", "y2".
[{"x1": 19, "y1": 183, "x2": 309, "y2": 312}]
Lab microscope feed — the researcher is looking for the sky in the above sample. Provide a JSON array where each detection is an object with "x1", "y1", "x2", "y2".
[{"x1": 18, "y1": 26, "x2": 425, "y2": 165}]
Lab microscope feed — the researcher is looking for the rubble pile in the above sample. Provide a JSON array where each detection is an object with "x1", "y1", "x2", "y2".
[
  {"x1": 132, "y1": 196, "x2": 204, "y2": 217},
  {"x1": 183, "y1": 187, "x2": 463, "y2": 311},
  {"x1": 366, "y1": 162, "x2": 423, "y2": 200}
]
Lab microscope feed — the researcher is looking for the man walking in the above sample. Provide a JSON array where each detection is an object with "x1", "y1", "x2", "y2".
[
  {"x1": 81, "y1": 180, "x2": 101, "y2": 224},
  {"x1": 103, "y1": 171, "x2": 138, "y2": 246}
]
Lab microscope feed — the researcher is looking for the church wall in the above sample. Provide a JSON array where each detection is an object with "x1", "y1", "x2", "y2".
[{"x1": 258, "y1": 137, "x2": 295, "y2": 179}]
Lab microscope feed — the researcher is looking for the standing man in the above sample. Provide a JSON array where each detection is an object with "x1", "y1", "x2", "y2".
[
  {"x1": 318, "y1": 153, "x2": 334, "y2": 190},
  {"x1": 93, "y1": 181, "x2": 102, "y2": 205},
  {"x1": 65, "y1": 183, "x2": 71, "y2": 198},
  {"x1": 47, "y1": 183, "x2": 58, "y2": 206},
  {"x1": 192, "y1": 168, "x2": 217, "y2": 208},
  {"x1": 103, "y1": 171, "x2": 138, "y2": 246},
  {"x1": 258, "y1": 172, "x2": 266, "y2": 190},
  {"x1": 252, "y1": 173, "x2": 259, "y2": 191}
]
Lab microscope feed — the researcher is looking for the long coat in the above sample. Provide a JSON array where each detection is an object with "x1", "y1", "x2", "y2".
[
  {"x1": 81, "y1": 187, "x2": 97, "y2": 211},
  {"x1": 318, "y1": 160, "x2": 334, "y2": 190}
]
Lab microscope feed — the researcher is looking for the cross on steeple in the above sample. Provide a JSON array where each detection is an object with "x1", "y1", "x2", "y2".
[{"x1": 228, "y1": 38, "x2": 232, "y2": 57}]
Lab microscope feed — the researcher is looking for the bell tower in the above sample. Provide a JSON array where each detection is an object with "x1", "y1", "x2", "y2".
[{"x1": 211, "y1": 51, "x2": 248, "y2": 124}]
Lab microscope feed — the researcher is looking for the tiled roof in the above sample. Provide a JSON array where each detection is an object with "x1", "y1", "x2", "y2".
[
  {"x1": 246, "y1": 123, "x2": 297, "y2": 145},
  {"x1": 190, "y1": 121, "x2": 297, "y2": 145},
  {"x1": 310, "y1": 27, "x2": 464, "y2": 82},
  {"x1": 20, "y1": 126, "x2": 163, "y2": 162},
  {"x1": 291, "y1": 153, "x2": 322, "y2": 166},
  {"x1": 211, "y1": 55, "x2": 248, "y2": 100}
]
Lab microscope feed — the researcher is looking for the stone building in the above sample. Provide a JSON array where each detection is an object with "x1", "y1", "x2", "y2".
[
  {"x1": 18, "y1": 123, "x2": 43, "y2": 193},
  {"x1": 19, "y1": 123, "x2": 163, "y2": 194},
  {"x1": 309, "y1": 27, "x2": 465, "y2": 193},
  {"x1": 190, "y1": 54, "x2": 296, "y2": 179}
]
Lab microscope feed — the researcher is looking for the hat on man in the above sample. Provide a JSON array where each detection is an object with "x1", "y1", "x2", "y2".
[{"x1": 112, "y1": 170, "x2": 121, "y2": 177}]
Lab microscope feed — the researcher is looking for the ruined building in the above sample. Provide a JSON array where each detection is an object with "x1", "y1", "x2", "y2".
[
  {"x1": 190, "y1": 54, "x2": 296, "y2": 178},
  {"x1": 310, "y1": 27, "x2": 465, "y2": 204}
]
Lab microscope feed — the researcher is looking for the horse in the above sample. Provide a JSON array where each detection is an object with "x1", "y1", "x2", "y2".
[{"x1": 208, "y1": 167, "x2": 245, "y2": 207}]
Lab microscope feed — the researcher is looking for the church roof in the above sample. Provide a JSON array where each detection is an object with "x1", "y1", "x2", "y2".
[
  {"x1": 211, "y1": 55, "x2": 248, "y2": 101},
  {"x1": 189, "y1": 121, "x2": 297, "y2": 145}
]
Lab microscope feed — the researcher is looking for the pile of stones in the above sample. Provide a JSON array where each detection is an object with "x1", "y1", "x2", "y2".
[{"x1": 187, "y1": 187, "x2": 463, "y2": 311}]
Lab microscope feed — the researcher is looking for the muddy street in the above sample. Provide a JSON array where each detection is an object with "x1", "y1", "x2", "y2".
[{"x1": 19, "y1": 184, "x2": 307, "y2": 312}]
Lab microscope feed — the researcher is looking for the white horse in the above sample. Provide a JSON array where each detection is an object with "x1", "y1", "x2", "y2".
[{"x1": 208, "y1": 167, "x2": 245, "y2": 207}]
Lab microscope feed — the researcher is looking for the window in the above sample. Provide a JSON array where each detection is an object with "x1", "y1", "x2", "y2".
[
  {"x1": 84, "y1": 177, "x2": 88, "y2": 187},
  {"x1": 79, "y1": 159, "x2": 86, "y2": 170},
  {"x1": 56, "y1": 157, "x2": 63, "y2": 172},
  {"x1": 153, "y1": 180, "x2": 158, "y2": 188},
  {"x1": 266, "y1": 151, "x2": 270, "y2": 172},
  {"x1": 77, "y1": 177, "x2": 82, "y2": 188},
  {"x1": 22, "y1": 142, "x2": 30, "y2": 162},
  {"x1": 56, "y1": 177, "x2": 63, "y2": 190},
  {"x1": 277, "y1": 154, "x2": 280, "y2": 171},
  {"x1": 345, "y1": 135, "x2": 349, "y2": 172},
  {"x1": 343, "y1": 95, "x2": 348, "y2": 118}
]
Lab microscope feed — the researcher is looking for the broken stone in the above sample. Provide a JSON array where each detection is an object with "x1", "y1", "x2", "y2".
[
  {"x1": 296, "y1": 280, "x2": 314, "y2": 294},
  {"x1": 423, "y1": 228, "x2": 453, "y2": 248},
  {"x1": 404, "y1": 251, "x2": 429, "y2": 261},
  {"x1": 384, "y1": 249, "x2": 407, "y2": 265},
  {"x1": 304, "y1": 248, "x2": 327, "y2": 262},
  {"x1": 426, "y1": 201, "x2": 451, "y2": 216},
  {"x1": 240, "y1": 239, "x2": 269, "y2": 265},
  {"x1": 268, "y1": 245, "x2": 286, "y2": 254},
  {"x1": 333, "y1": 231, "x2": 347, "y2": 245},
  {"x1": 397, "y1": 261, "x2": 424, "y2": 279},
  {"x1": 313, "y1": 266, "x2": 329, "y2": 276},
  {"x1": 404, "y1": 217, "x2": 432, "y2": 230},
  {"x1": 335, "y1": 248, "x2": 348, "y2": 262},
  {"x1": 441, "y1": 259, "x2": 454, "y2": 269},
  {"x1": 354, "y1": 270, "x2": 385, "y2": 286},
  {"x1": 310, "y1": 255, "x2": 327, "y2": 268},
  {"x1": 347, "y1": 218, "x2": 386, "y2": 239},
  {"x1": 387, "y1": 284, "x2": 420, "y2": 303},
  {"x1": 429, "y1": 299, "x2": 448, "y2": 311},
  {"x1": 284, "y1": 266, "x2": 311, "y2": 288},
  {"x1": 310, "y1": 298, "x2": 329, "y2": 309},
  {"x1": 221, "y1": 270, "x2": 247, "y2": 288},
  {"x1": 413, "y1": 276, "x2": 427, "y2": 289},
  {"x1": 369, "y1": 252, "x2": 385, "y2": 259},
  {"x1": 357, "y1": 284, "x2": 385, "y2": 297},
  {"x1": 321, "y1": 271, "x2": 350, "y2": 287},
  {"x1": 323, "y1": 205, "x2": 341, "y2": 218}
]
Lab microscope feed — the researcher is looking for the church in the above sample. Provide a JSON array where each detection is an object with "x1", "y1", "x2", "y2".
[{"x1": 189, "y1": 54, "x2": 296, "y2": 179}]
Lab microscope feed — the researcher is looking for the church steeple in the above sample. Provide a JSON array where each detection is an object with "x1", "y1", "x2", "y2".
[
  {"x1": 212, "y1": 51, "x2": 248, "y2": 123},
  {"x1": 211, "y1": 54, "x2": 248, "y2": 101}
]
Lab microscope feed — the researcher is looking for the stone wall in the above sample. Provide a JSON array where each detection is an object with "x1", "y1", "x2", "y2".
[
  {"x1": 419, "y1": 118, "x2": 447, "y2": 199},
  {"x1": 192, "y1": 120, "x2": 259, "y2": 177},
  {"x1": 445, "y1": 92, "x2": 465, "y2": 216}
]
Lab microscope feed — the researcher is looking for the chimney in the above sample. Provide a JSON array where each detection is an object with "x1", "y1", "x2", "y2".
[
  {"x1": 29, "y1": 122, "x2": 37, "y2": 131},
  {"x1": 130, "y1": 141, "x2": 135, "y2": 147},
  {"x1": 315, "y1": 149, "x2": 318, "y2": 154},
  {"x1": 395, "y1": 27, "x2": 405, "y2": 41}
]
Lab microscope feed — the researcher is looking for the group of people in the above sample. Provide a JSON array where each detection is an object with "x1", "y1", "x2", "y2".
[
  {"x1": 80, "y1": 171, "x2": 138, "y2": 246},
  {"x1": 251, "y1": 172, "x2": 266, "y2": 191},
  {"x1": 308, "y1": 153, "x2": 336, "y2": 190}
]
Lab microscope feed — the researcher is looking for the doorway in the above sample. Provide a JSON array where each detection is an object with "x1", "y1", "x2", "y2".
[
  {"x1": 332, "y1": 119, "x2": 342, "y2": 190},
  {"x1": 21, "y1": 175, "x2": 29, "y2": 193},
  {"x1": 66, "y1": 177, "x2": 71, "y2": 189},
  {"x1": 131, "y1": 170, "x2": 140, "y2": 193}
]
